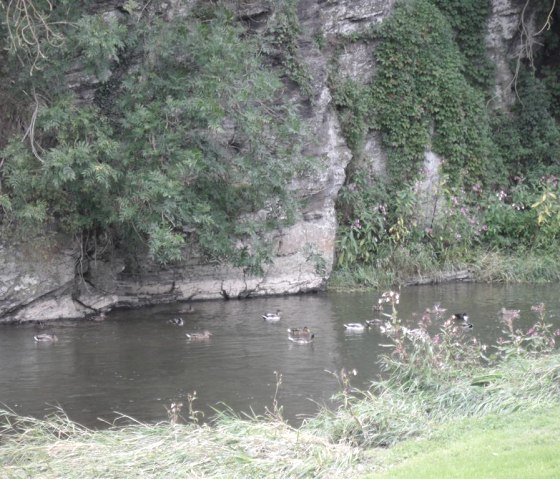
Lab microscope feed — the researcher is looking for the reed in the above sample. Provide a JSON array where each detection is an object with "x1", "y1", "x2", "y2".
[{"x1": 0, "y1": 408, "x2": 371, "y2": 479}]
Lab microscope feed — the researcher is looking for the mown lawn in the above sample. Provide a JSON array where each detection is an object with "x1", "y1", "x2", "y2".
[{"x1": 371, "y1": 406, "x2": 560, "y2": 479}]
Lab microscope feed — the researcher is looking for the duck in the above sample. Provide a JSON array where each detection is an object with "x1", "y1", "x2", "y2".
[
  {"x1": 34, "y1": 333, "x2": 58, "y2": 342},
  {"x1": 461, "y1": 322, "x2": 474, "y2": 330},
  {"x1": 366, "y1": 318, "x2": 384, "y2": 326},
  {"x1": 452, "y1": 313, "x2": 469, "y2": 322},
  {"x1": 287, "y1": 326, "x2": 314, "y2": 344},
  {"x1": 344, "y1": 323, "x2": 368, "y2": 331},
  {"x1": 92, "y1": 312, "x2": 106, "y2": 322},
  {"x1": 168, "y1": 317, "x2": 184, "y2": 326},
  {"x1": 262, "y1": 309, "x2": 282, "y2": 321},
  {"x1": 186, "y1": 330, "x2": 212, "y2": 341}
]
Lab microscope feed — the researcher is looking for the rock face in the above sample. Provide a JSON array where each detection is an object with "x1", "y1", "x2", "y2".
[
  {"x1": 486, "y1": 0, "x2": 537, "y2": 109},
  {"x1": 0, "y1": 0, "x2": 525, "y2": 322}
]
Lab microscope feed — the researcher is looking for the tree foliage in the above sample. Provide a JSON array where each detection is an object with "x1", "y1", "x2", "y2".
[{"x1": 0, "y1": 4, "x2": 307, "y2": 268}]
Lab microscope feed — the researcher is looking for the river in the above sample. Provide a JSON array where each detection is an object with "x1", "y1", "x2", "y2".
[{"x1": 1, "y1": 283, "x2": 559, "y2": 427}]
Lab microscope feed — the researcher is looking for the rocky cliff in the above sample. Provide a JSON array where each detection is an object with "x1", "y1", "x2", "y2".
[{"x1": 0, "y1": 0, "x2": 531, "y2": 322}]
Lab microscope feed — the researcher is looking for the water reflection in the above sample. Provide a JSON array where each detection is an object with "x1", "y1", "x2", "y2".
[{"x1": 0, "y1": 283, "x2": 559, "y2": 427}]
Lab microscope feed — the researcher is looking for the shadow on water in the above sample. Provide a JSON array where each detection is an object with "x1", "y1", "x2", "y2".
[{"x1": 1, "y1": 283, "x2": 559, "y2": 428}]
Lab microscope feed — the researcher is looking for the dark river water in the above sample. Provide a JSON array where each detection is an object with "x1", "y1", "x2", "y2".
[{"x1": 1, "y1": 283, "x2": 559, "y2": 427}]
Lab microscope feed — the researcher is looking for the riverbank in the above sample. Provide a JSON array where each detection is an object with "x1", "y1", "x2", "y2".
[
  {"x1": 329, "y1": 249, "x2": 560, "y2": 291},
  {"x1": 2, "y1": 400, "x2": 559, "y2": 478},
  {"x1": 2, "y1": 307, "x2": 560, "y2": 478}
]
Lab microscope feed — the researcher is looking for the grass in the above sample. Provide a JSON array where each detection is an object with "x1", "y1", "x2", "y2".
[
  {"x1": 473, "y1": 250, "x2": 560, "y2": 283},
  {"x1": 372, "y1": 405, "x2": 560, "y2": 479},
  {"x1": 329, "y1": 248, "x2": 560, "y2": 291},
  {"x1": 0, "y1": 410, "x2": 370, "y2": 479},
  {"x1": 305, "y1": 354, "x2": 560, "y2": 448},
  {"x1": 2, "y1": 354, "x2": 560, "y2": 478}
]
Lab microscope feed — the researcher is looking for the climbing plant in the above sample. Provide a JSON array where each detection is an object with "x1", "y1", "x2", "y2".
[{"x1": 372, "y1": 0, "x2": 494, "y2": 185}]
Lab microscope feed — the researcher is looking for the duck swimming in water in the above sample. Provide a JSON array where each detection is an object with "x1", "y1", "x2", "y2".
[
  {"x1": 287, "y1": 326, "x2": 314, "y2": 344},
  {"x1": 168, "y1": 317, "x2": 184, "y2": 326},
  {"x1": 186, "y1": 330, "x2": 212, "y2": 341},
  {"x1": 34, "y1": 333, "x2": 58, "y2": 342},
  {"x1": 92, "y1": 312, "x2": 107, "y2": 322},
  {"x1": 262, "y1": 309, "x2": 282, "y2": 321},
  {"x1": 344, "y1": 323, "x2": 368, "y2": 332},
  {"x1": 452, "y1": 313, "x2": 469, "y2": 322}
]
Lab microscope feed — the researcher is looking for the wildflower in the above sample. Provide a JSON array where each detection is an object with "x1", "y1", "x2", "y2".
[
  {"x1": 378, "y1": 204, "x2": 387, "y2": 216},
  {"x1": 554, "y1": 329, "x2": 560, "y2": 337},
  {"x1": 496, "y1": 190, "x2": 507, "y2": 201},
  {"x1": 433, "y1": 334, "x2": 441, "y2": 345},
  {"x1": 408, "y1": 328, "x2": 430, "y2": 342},
  {"x1": 531, "y1": 303, "x2": 545, "y2": 314},
  {"x1": 380, "y1": 290, "x2": 400, "y2": 305},
  {"x1": 351, "y1": 218, "x2": 362, "y2": 230},
  {"x1": 527, "y1": 327, "x2": 536, "y2": 336},
  {"x1": 472, "y1": 183, "x2": 482, "y2": 193}
]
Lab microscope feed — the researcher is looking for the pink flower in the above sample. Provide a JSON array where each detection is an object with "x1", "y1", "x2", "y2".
[
  {"x1": 433, "y1": 334, "x2": 441, "y2": 345},
  {"x1": 496, "y1": 190, "x2": 507, "y2": 201}
]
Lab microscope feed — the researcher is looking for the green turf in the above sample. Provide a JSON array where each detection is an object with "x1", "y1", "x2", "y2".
[{"x1": 370, "y1": 406, "x2": 560, "y2": 479}]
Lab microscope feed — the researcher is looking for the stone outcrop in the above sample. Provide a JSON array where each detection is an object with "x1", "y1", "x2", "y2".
[
  {"x1": 0, "y1": 0, "x2": 527, "y2": 322},
  {"x1": 485, "y1": 0, "x2": 539, "y2": 110}
]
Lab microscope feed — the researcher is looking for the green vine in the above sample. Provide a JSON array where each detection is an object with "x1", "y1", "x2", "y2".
[
  {"x1": 329, "y1": 74, "x2": 373, "y2": 155},
  {"x1": 372, "y1": 0, "x2": 493, "y2": 184},
  {"x1": 431, "y1": 0, "x2": 495, "y2": 91},
  {"x1": 263, "y1": 0, "x2": 313, "y2": 97}
]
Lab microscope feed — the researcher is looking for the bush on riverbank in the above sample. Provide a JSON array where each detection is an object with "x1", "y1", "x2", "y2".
[
  {"x1": 332, "y1": 171, "x2": 560, "y2": 290},
  {"x1": 2, "y1": 296, "x2": 559, "y2": 478}
]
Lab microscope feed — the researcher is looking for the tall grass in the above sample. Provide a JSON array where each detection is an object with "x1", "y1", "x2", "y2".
[
  {"x1": 330, "y1": 247, "x2": 560, "y2": 291},
  {"x1": 473, "y1": 250, "x2": 560, "y2": 283},
  {"x1": 307, "y1": 354, "x2": 560, "y2": 448},
  {"x1": 0, "y1": 408, "x2": 371, "y2": 479},
  {"x1": 307, "y1": 294, "x2": 560, "y2": 448}
]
